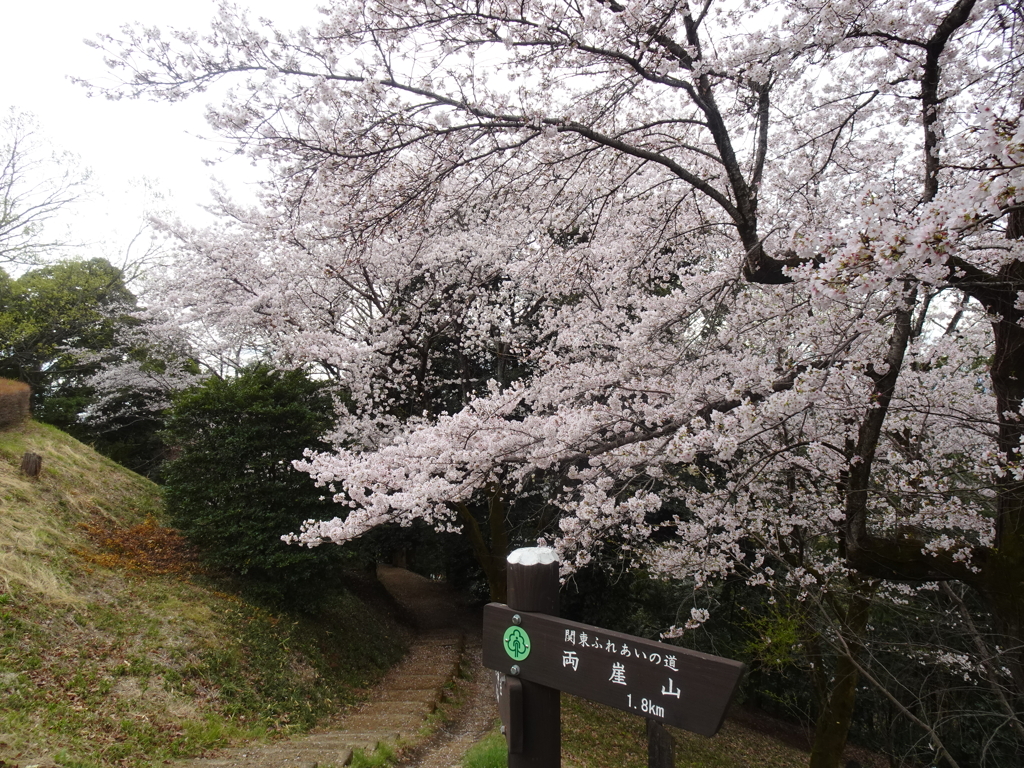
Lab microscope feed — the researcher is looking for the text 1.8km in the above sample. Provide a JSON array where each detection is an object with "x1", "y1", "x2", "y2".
[{"x1": 626, "y1": 694, "x2": 665, "y2": 718}]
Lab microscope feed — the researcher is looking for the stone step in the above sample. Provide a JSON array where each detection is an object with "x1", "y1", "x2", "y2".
[
  {"x1": 181, "y1": 751, "x2": 353, "y2": 768},
  {"x1": 340, "y1": 713, "x2": 419, "y2": 732},
  {"x1": 398, "y1": 653, "x2": 458, "y2": 670},
  {"x1": 417, "y1": 629, "x2": 464, "y2": 641},
  {"x1": 280, "y1": 741, "x2": 373, "y2": 754},
  {"x1": 410, "y1": 639, "x2": 463, "y2": 652},
  {"x1": 169, "y1": 757, "x2": 317, "y2": 768},
  {"x1": 256, "y1": 746, "x2": 356, "y2": 764},
  {"x1": 386, "y1": 673, "x2": 453, "y2": 690},
  {"x1": 394, "y1": 669, "x2": 449, "y2": 682},
  {"x1": 376, "y1": 688, "x2": 441, "y2": 704},
  {"x1": 267, "y1": 743, "x2": 364, "y2": 754},
  {"x1": 404, "y1": 634, "x2": 464, "y2": 652},
  {"x1": 175, "y1": 730, "x2": 403, "y2": 768},
  {"x1": 308, "y1": 731, "x2": 401, "y2": 743},
  {"x1": 357, "y1": 699, "x2": 434, "y2": 716},
  {"x1": 388, "y1": 656, "x2": 457, "y2": 672}
]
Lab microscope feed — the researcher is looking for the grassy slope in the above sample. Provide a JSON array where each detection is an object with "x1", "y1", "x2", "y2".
[
  {"x1": 0, "y1": 420, "x2": 407, "y2": 768},
  {"x1": 562, "y1": 696, "x2": 812, "y2": 768},
  {"x1": 459, "y1": 696, "x2": 816, "y2": 768},
  {"x1": 462, "y1": 695, "x2": 871, "y2": 768}
]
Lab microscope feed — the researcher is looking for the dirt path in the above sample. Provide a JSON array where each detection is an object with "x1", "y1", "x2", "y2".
[
  {"x1": 393, "y1": 640, "x2": 496, "y2": 768},
  {"x1": 378, "y1": 566, "x2": 496, "y2": 768},
  {"x1": 169, "y1": 566, "x2": 494, "y2": 768}
]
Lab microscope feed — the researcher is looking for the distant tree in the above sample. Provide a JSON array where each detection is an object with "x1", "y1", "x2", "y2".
[
  {"x1": 0, "y1": 109, "x2": 88, "y2": 265},
  {"x1": 0, "y1": 258, "x2": 137, "y2": 427},
  {"x1": 161, "y1": 365, "x2": 351, "y2": 606}
]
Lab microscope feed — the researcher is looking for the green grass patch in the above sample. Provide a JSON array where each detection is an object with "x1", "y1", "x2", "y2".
[
  {"x1": 349, "y1": 741, "x2": 397, "y2": 768},
  {"x1": 462, "y1": 730, "x2": 508, "y2": 768}
]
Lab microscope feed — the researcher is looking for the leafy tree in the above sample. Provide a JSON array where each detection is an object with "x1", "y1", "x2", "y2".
[
  {"x1": 161, "y1": 365, "x2": 351, "y2": 606},
  {"x1": 92, "y1": 1, "x2": 1024, "y2": 763},
  {"x1": 0, "y1": 257, "x2": 137, "y2": 426}
]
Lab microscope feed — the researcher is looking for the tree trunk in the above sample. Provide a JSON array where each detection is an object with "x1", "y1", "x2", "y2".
[
  {"x1": 19, "y1": 451, "x2": 42, "y2": 478},
  {"x1": 486, "y1": 484, "x2": 509, "y2": 602},
  {"x1": 809, "y1": 588, "x2": 872, "y2": 768},
  {"x1": 985, "y1": 289, "x2": 1024, "y2": 698},
  {"x1": 452, "y1": 484, "x2": 509, "y2": 602}
]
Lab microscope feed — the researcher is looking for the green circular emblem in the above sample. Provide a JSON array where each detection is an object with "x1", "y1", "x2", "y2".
[{"x1": 503, "y1": 625, "x2": 531, "y2": 661}]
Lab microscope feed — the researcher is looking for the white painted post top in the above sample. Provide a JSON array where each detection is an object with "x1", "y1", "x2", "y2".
[{"x1": 507, "y1": 546, "x2": 558, "y2": 566}]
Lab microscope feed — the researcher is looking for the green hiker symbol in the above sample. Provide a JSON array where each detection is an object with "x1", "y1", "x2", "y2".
[{"x1": 503, "y1": 626, "x2": 531, "y2": 661}]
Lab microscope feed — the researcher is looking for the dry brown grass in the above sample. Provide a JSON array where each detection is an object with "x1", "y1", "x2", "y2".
[
  {"x1": 0, "y1": 378, "x2": 29, "y2": 394},
  {"x1": 0, "y1": 378, "x2": 30, "y2": 430},
  {"x1": 79, "y1": 515, "x2": 202, "y2": 575},
  {"x1": 0, "y1": 419, "x2": 162, "y2": 602}
]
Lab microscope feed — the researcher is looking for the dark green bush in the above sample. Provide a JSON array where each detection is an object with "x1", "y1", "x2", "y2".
[{"x1": 162, "y1": 365, "x2": 350, "y2": 607}]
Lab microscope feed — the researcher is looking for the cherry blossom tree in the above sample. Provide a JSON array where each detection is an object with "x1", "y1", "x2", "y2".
[{"x1": 90, "y1": 0, "x2": 1024, "y2": 763}]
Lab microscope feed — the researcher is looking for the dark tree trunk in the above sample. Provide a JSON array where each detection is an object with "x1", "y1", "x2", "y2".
[
  {"x1": 984, "y1": 280, "x2": 1024, "y2": 697},
  {"x1": 452, "y1": 484, "x2": 509, "y2": 602},
  {"x1": 809, "y1": 589, "x2": 872, "y2": 768}
]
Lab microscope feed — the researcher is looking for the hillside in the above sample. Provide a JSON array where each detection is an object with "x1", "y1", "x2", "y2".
[{"x1": 0, "y1": 420, "x2": 407, "y2": 768}]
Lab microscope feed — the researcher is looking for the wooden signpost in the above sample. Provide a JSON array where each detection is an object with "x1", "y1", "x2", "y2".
[{"x1": 483, "y1": 547, "x2": 745, "y2": 768}]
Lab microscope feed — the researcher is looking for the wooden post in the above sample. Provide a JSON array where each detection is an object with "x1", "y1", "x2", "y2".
[
  {"x1": 20, "y1": 452, "x2": 42, "y2": 478},
  {"x1": 647, "y1": 718, "x2": 674, "y2": 768},
  {"x1": 507, "y1": 547, "x2": 561, "y2": 768}
]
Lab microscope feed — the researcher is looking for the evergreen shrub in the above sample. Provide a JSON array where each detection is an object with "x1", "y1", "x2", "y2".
[{"x1": 162, "y1": 365, "x2": 350, "y2": 607}]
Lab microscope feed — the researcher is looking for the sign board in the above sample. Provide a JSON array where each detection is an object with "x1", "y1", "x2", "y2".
[
  {"x1": 494, "y1": 671, "x2": 523, "y2": 753},
  {"x1": 483, "y1": 602, "x2": 744, "y2": 738}
]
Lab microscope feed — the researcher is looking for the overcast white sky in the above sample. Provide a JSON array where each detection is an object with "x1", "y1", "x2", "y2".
[{"x1": 0, "y1": 0, "x2": 320, "y2": 267}]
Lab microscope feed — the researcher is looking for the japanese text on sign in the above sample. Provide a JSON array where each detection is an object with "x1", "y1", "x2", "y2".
[{"x1": 483, "y1": 603, "x2": 745, "y2": 737}]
